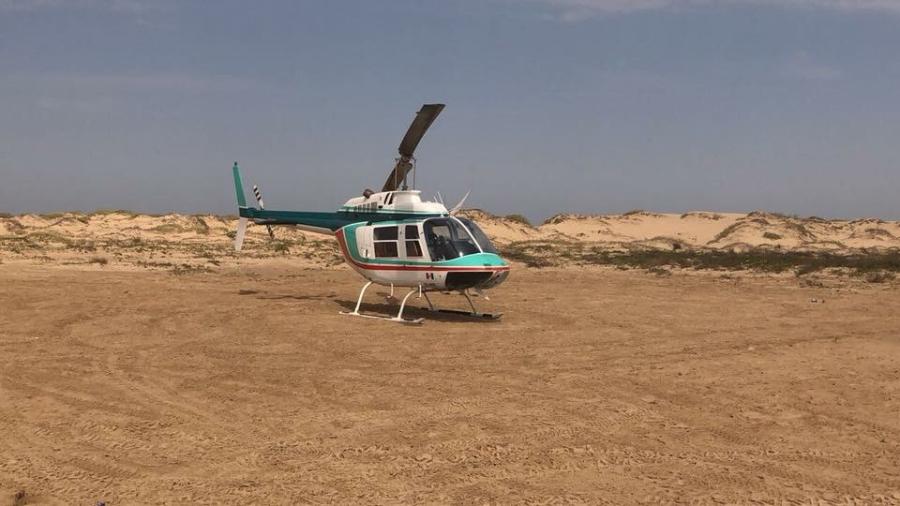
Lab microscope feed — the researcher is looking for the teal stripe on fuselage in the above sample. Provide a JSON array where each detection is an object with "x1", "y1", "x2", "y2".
[
  {"x1": 341, "y1": 222, "x2": 508, "y2": 268},
  {"x1": 239, "y1": 207, "x2": 444, "y2": 231}
]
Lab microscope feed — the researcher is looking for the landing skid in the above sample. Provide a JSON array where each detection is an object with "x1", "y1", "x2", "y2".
[
  {"x1": 426, "y1": 308, "x2": 503, "y2": 320},
  {"x1": 339, "y1": 311, "x2": 424, "y2": 325},
  {"x1": 339, "y1": 281, "x2": 424, "y2": 325},
  {"x1": 340, "y1": 282, "x2": 501, "y2": 324},
  {"x1": 421, "y1": 291, "x2": 503, "y2": 320}
]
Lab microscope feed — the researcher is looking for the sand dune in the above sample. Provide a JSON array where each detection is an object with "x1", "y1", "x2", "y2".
[
  {"x1": 0, "y1": 211, "x2": 341, "y2": 271},
  {"x1": 466, "y1": 209, "x2": 900, "y2": 252},
  {"x1": 1, "y1": 210, "x2": 899, "y2": 272}
]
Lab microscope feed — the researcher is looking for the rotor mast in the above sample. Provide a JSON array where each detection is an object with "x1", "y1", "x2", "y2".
[{"x1": 382, "y1": 103, "x2": 445, "y2": 193}]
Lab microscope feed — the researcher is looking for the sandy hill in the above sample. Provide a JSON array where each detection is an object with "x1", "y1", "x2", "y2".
[
  {"x1": 0, "y1": 211, "x2": 341, "y2": 271},
  {"x1": 460, "y1": 209, "x2": 900, "y2": 252},
  {"x1": 1, "y1": 210, "x2": 899, "y2": 272}
]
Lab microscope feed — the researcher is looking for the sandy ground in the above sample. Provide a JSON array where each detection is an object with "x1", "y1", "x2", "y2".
[{"x1": 1, "y1": 263, "x2": 899, "y2": 504}]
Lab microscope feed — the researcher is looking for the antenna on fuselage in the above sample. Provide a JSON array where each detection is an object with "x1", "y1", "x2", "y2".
[{"x1": 382, "y1": 103, "x2": 445, "y2": 192}]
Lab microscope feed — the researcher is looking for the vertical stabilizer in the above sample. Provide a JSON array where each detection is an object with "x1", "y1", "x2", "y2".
[{"x1": 233, "y1": 162, "x2": 247, "y2": 208}]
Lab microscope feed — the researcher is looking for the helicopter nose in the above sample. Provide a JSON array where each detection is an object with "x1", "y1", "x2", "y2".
[{"x1": 481, "y1": 268, "x2": 510, "y2": 289}]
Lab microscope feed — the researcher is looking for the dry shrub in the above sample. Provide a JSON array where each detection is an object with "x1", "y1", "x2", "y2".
[
  {"x1": 863, "y1": 271, "x2": 895, "y2": 283},
  {"x1": 647, "y1": 266, "x2": 672, "y2": 277}
]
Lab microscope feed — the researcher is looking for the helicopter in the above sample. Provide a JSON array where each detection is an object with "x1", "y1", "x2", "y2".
[{"x1": 231, "y1": 103, "x2": 510, "y2": 324}]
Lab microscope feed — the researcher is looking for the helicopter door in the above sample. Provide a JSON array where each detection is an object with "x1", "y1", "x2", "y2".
[
  {"x1": 355, "y1": 224, "x2": 426, "y2": 261},
  {"x1": 401, "y1": 224, "x2": 426, "y2": 260},
  {"x1": 354, "y1": 226, "x2": 373, "y2": 259}
]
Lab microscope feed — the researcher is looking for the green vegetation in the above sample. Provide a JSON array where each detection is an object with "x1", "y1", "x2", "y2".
[
  {"x1": 24, "y1": 231, "x2": 73, "y2": 246},
  {"x1": 271, "y1": 240, "x2": 291, "y2": 254},
  {"x1": 499, "y1": 241, "x2": 555, "y2": 268},
  {"x1": 38, "y1": 212, "x2": 67, "y2": 219},
  {"x1": 500, "y1": 240, "x2": 900, "y2": 277},
  {"x1": 193, "y1": 216, "x2": 210, "y2": 234},
  {"x1": 857, "y1": 270, "x2": 896, "y2": 283},
  {"x1": 36, "y1": 212, "x2": 89, "y2": 223},
  {"x1": 542, "y1": 214, "x2": 569, "y2": 226},
  {"x1": 711, "y1": 222, "x2": 744, "y2": 243},
  {"x1": 503, "y1": 214, "x2": 533, "y2": 227},
  {"x1": 680, "y1": 212, "x2": 724, "y2": 220},
  {"x1": 646, "y1": 266, "x2": 672, "y2": 277},
  {"x1": 171, "y1": 263, "x2": 212, "y2": 275},
  {"x1": 90, "y1": 209, "x2": 143, "y2": 217},
  {"x1": 150, "y1": 223, "x2": 185, "y2": 234},
  {"x1": 73, "y1": 240, "x2": 96, "y2": 252},
  {"x1": 865, "y1": 228, "x2": 894, "y2": 238}
]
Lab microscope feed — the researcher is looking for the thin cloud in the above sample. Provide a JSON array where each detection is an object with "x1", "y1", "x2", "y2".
[
  {"x1": 35, "y1": 96, "x2": 121, "y2": 113},
  {"x1": 3, "y1": 72, "x2": 261, "y2": 99},
  {"x1": 516, "y1": 0, "x2": 900, "y2": 20},
  {"x1": 0, "y1": 0, "x2": 155, "y2": 13},
  {"x1": 781, "y1": 51, "x2": 843, "y2": 81},
  {"x1": 48, "y1": 73, "x2": 258, "y2": 94}
]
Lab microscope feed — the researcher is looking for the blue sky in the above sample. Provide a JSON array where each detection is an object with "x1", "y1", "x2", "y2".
[{"x1": 1, "y1": 0, "x2": 899, "y2": 221}]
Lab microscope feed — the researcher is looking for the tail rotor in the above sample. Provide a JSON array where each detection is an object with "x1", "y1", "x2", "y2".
[
  {"x1": 251, "y1": 184, "x2": 275, "y2": 239},
  {"x1": 231, "y1": 161, "x2": 275, "y2": 251}
]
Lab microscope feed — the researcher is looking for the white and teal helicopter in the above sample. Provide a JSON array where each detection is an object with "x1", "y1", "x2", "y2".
[{"x1": 232, "y1": 104, "x2": 510, "y2": 324}]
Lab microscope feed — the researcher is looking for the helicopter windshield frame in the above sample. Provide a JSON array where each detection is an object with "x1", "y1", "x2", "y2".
[
  {"x1": 423, "y1": 216, "x2": 499, "y2": 261},
  {"x1": 423, "y1": 217, "x2": 481, "y2": 261},
  {"x1": 453, "y1": 217, "x2": 499, "y2": 255}
]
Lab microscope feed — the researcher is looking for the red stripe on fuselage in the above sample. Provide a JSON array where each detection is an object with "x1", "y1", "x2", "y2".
[{"x1": 334, "y1": 229, "x2": 511, "y2": 273}]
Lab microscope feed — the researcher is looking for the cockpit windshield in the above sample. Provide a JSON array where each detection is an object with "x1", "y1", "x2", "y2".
[
  {"x1": 455, "y1": 217, "x2": 499, "y2": 254},
  {"x1": 424, "y1": 218, "x2": 480, "y2": 261},
  {"x1": 423, "y1": 217, "x2": 499, "y2": 260}
]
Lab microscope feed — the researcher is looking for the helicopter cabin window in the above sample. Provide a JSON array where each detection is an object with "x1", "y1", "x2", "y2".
[
  {"x1": 424, "y1": 218, "x2": 481, "y2": 261},
  {"x1": 373, "y1": 226, "x2": 399, "y2": 258},
  {"x1": 404, "y1": 225, "x2": 422, "y2": 257}
]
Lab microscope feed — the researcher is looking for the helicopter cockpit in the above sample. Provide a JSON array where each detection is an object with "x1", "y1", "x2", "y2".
[{"x1": 424, "y1": 217, "x2": 498, "y2": 261}]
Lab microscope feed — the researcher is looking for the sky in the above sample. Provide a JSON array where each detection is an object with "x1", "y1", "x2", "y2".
[{"x1": 1, "y1": 0, "x2": 899, "y2": 222}]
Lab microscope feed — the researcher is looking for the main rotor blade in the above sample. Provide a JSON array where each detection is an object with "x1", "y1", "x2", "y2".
[
  {"x1": 382, "y1": 103, "x2": 445, "y2": 192},
  {"x1": 399, "y1": 103, "x2": 444, "y2": 159},
  {"x1": 449, "y1": 190, "x2": 470, "y2": 215}
]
